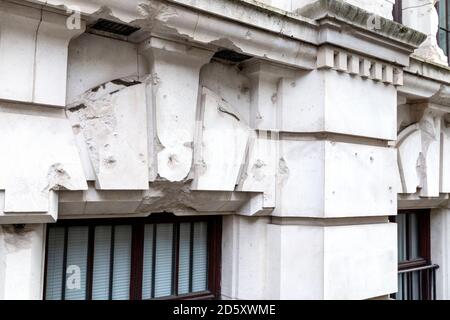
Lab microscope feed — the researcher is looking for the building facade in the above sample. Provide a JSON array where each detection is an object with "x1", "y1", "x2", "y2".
[{"x1": 0, "y1": 0, "x2": 449, "y2": 300}]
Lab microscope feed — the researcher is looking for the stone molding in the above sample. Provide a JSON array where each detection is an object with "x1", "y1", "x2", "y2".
[{"x1": 317, "y1": 45, "x2": 404, "y2": 85}]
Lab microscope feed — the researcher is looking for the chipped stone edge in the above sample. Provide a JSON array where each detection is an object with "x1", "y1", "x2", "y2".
[{"x1": 297, "y1": 0, "x2": 427, "y2": 48}]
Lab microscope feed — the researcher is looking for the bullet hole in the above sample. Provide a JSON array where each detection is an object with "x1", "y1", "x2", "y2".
[
  {"x1": 104, "y1": 156, "x2": 117, "y2": 168},
  {"x1": 72, "y1": 124, "x2": 81, "y2": 135},
  {"x1": 271, "y1": 93, "x2": 277, "y2": 104},
  {"x1": 68, "y1": 103, "x2": 87, "y2": 112},
  {"x1": 13, "y1": 224, "x2": 25, "y2": 231},
  {"x1": 168, "y1": 154, "x2": 180, "y2": 167}
]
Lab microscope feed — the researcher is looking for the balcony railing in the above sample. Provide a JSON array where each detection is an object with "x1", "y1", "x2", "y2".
[{"x1": 392, "y1": 264, "x2": 439, "y2": 300}]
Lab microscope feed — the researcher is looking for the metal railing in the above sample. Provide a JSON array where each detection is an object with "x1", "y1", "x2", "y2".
[{"x1": 392, "y1": 264, "x2": 439, "y2": 300}]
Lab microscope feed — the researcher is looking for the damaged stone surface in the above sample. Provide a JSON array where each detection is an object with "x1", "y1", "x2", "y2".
[
  {"x1": 2, "y1": 0, "x2": 450, "y2": 302},
  {"x1": 58, "y1": 182, "x2": 250, "y2": 218},
  {"x1": 397, "y1": 104, "x2": 449, "y2": 197},
  {"x1": 67, "y1": 77, "x2": 149, "y2": 190},
  {"x1": 141, "y1": 37, "x2": 214, "y2": 182},
  {"x1": 0, "y1": 110, "x2": 87, "y2": 214},
  {"x1": 298, "y1": 0, "x2": 426, "y2": 48},
  {"x1": 192, "y1": 87, "x2": 252, "y2": 192}
]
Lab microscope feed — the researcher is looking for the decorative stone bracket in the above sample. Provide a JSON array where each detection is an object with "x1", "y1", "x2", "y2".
[
  {"x1": 140, "y1": 37, "x2": 215, "y2": 182},
  {"x1": 397, "y1": 100, "x2": 450, "y2": 198}
]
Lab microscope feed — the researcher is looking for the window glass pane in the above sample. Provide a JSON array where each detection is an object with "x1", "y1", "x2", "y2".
[
  {"x1": 178, "y1": 223, "x2": 191, "y2": 295},
  {"x1": 92, "y1": 225, "x2": 112, "y2": 300},
  {"x1": 154, "y1": 223, "x2": 173, "y2": 298},
  {"x1": 142, "y1": 224, "x2": 154, "y2": 299},
  {"x1": 439, "y1": 29, "x2": 448, "y2": 55},
  {"x1": 439, "y1": 0, "x2": 447, "y2": 28},
  {"x1": 397, "y1": 214, "x2": 407, "y2": 262},
  {"x1": 192, "y1": 222, "x2": 208, "y2": 292},
  {"x1": 45, "y1": 227, "x2": 65, "y2": 300},
  {"x1": 397, "y1": 273, "x2": 404, "y2": 300},
  {"x1": 408, "y1": 213, "x2": 420, "y2": 260},
  {"x1": 111, "y1": 225, "x2": 132, "y2": 300},
  {"x1": 65, "y1": 226, "x2": 89, "y2": 300},
  {"x1": 447, "y1": 31, "x2": 450, "y2": 59}
]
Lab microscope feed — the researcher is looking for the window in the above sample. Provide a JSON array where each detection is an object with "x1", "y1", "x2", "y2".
[
  {"x1": 44, "y1": 214, "x2": 222, "y2": 300},
  {"x1": 395, "y1": 1, "x2": 449, "y2": 64},
  {"x1": 438, "y1": 0, "x2": 450, "y2": 64},
  {"x1": 390, "y1": 210, "x2": 438, "y2": 300}
]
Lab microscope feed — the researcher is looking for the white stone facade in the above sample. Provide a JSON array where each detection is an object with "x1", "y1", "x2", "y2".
[{"x1": 0, "y1": 0, "x2": 449, "y2": 300}]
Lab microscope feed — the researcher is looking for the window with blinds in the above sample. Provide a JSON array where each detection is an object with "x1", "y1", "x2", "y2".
[
  {"x1": 44, "y1": 215, "x2": 221, "y2": 300},
  {"x1": 390, "y1": 210, "x2": 438, "y2": 300}
]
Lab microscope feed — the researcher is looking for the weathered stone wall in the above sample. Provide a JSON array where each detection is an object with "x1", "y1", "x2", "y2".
[{"x1": 1, "y1": 0, "x2": 449, "y2": 300}]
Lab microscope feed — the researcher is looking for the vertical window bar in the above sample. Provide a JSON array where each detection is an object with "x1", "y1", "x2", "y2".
[
  {"x1": 207, "y1": 218, "x2": 222, "y2": 298},
  {"x1": 86, "y1": 225, "x2": 95, "y2": 300},
  {"x1": 419, "y1": 270, "x2": 422, "y2": 300},
  {"x1": 108, "y1": 225, "x2": 115, "y2": 300},
  {"x1": 189, "y1": 222, "x2": 194, "y2": 293},
  {"x1": 130, "y1": 223, "x2": 144, "y2": 300},
  {"x1": 151, "y1": 224, "x2": 157, "y2": 299},
  {"x1": 61, "y1": 226, "x2": 68, "y2": 300},
  {"x1": 433, "y1": 267, "x2": 437, "y2": 299},
  {"x1": 405, "y1": 214, "x2": 411, "y2": 260},
  {"x1": 43, "y1": 226, "x2": 50, "y2": 300},
  {"x1": 173, "y1": 223, "x2": 180, "y2": 296}
]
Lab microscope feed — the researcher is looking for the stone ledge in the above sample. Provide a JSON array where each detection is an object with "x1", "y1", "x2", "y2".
[{"x1": 298, "y1": 0, "x2": 427, "y2": 48}]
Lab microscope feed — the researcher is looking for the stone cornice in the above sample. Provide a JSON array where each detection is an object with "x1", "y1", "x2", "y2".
[
  {"x1": 18, "y1": 0, "x2": 428, "y2": 70},
  {"x1": 407, "y1": 56, "x2": 450, "y2": 85},
  {"x1": 297, "y1": 0, "x2": 427, "y2": 48},
  {"x1": 400, "y1": 57, "x2": 450, "y2": 106}
]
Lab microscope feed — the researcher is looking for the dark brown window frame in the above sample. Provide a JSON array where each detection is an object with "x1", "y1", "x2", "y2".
[
  {"x1": 393, "y1": 0, "x2": 403, "y2": 24},
  {"x1": 395, "y1": 209, "x2": 431, "y2": 270},
  {"x1": 43, "y1": 213, "x2": 222, "y2": 300},
  {"x1": 390, "y1": 209, "x2": 436, "y2": 300}
]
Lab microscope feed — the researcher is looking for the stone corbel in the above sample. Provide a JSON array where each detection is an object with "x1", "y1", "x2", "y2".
[
  {"x1": 418, "y1": 104, "x2": 444, "y2": 197},
  {"x1": 0, "y1": 1, "x2": 85, "y2": 106},
  {"x1": 397, "y1": 103, "x2": 450, "y2": 197},
  {"x1": 140, "y1": 37, "x2": 214, "y2": 182},
  {"x1": 241, "y1": 59, "x2": 302, "y2": 131}
]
